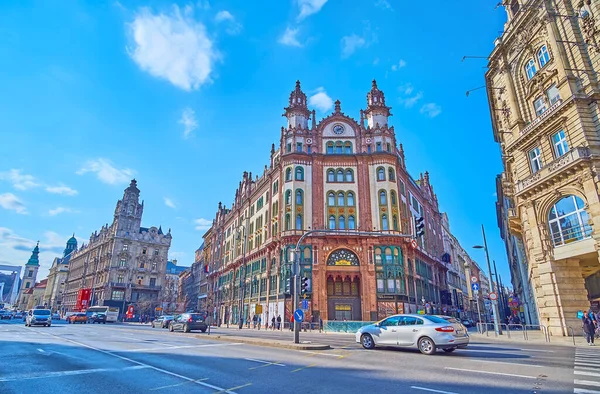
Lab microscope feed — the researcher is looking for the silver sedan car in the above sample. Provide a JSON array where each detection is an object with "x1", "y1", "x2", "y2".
[{"x1": 355, "y1": 314, "x2": 469, "y2": 355}]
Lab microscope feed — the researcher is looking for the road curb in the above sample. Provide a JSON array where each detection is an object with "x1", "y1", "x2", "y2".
[
  {"x1": 195, "y1": 334, "x2": 331, "y2": 350},
  {"x1": 469, "y1": 333, "x2": 583, "y2": 347}
]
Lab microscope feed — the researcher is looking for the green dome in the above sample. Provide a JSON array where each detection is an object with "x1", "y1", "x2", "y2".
[
  {"x1": 26, "y1": 242, "x2": 40, "y2": 266},
  {"x1": 67, "y1": 234, "x2": 77, "y2": 245}
]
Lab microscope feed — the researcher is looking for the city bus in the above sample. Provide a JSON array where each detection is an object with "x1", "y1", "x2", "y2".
[{"x1": 85, "y1": 306, "x2": 119, "y2": 323}]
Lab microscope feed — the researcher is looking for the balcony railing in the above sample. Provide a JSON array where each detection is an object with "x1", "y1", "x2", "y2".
[
  {"x1": 519, "y1": 99, "x2": 563, "y2": 138},
  {"x1": 551, "y1": 224, "x2": 593, "y2": 247},
  {"x1": 110, "y1": 282, "x2": 128, "y2": 288},
  {"x1": 515, "y1": 147, "x2": 590, "y2": 194},
  {"x1": 132, "y1": 284, "x2": 162, "y2": 290}
]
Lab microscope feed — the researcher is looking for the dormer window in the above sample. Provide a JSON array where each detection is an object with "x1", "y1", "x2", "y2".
[
  {"x1": 537, "y1": 45, "x2": 550, "y2": 68},
  {"x1": 525, "y1": 59, "x2": 537, "y2": 80}
]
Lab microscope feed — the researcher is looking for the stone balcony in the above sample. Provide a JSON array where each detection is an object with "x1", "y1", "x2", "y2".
[
  {"x1": 515, "y1": 147, "x2": 590, "y2": 196},
  {"x1": 507, "y1": 207, "x2": 522, "y2": 236},
  {"x1": 519, "y1": 99, "x2": 564, "y2": 138}
]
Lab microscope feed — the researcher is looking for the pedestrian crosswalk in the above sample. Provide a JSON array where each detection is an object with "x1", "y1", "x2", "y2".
[{"x1": 574, "y1": 347, "x2": 600, "y2": 393}]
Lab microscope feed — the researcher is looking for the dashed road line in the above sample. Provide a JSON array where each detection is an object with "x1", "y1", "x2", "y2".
[
  {"x1": 0, "y1": 365, "x2": 148, "y2": 382},
  {"x1": 444, "y1": 367, "x2": 537, "y2": 379},
  {"x1": 149, "y1": 378, "x2": 209, "y2": 391},
  {"x1": 411, "y1": 386, "x2": 459, "y2": 394},
  {"x1": 291, "y1": 364, "x2": 317, "y2": 373}
]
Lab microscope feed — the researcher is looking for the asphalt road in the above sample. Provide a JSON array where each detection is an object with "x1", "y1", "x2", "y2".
[{"x1": 0, "y1": 319, "x2": 593, "y2": 393}]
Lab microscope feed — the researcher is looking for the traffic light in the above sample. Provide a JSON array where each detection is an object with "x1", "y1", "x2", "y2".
[
  {"x1": 414, "y1": 216, "x2": 425, "y2": 238},
  {"x1": 300, "y1": 277, "x2": 310, "y2": 295},
  {"x1": 284, "y1": 278, "x2": 291, "y2": 295}
]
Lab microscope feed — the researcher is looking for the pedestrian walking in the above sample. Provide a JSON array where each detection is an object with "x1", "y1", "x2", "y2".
[
  {"x1": 290, "y1": 315, "x2": 294, "y2": 331},
  {"x1": 276, "y1": 315, "x2": 281, "y2": 330},
  {"x1": 271, "y1": 316, "x2": 276, "y2": 331},
  {"x1": 257, "y1": 316, "x2": 262, "y2": 330},
  {"x1": 319, "y1": 317, "x2": 323, "y2": 333},
  {"x1": 252, "y1": 314, "x2": 257, "y2": 329},
  {"x1": 583, "y1": 311, "x2": 596, "y2": 345}
]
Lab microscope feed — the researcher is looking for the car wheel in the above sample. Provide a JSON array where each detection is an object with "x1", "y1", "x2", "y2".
[
  {"x1": 361, "y1": 334, "x2": 375, "y2": 349},
  {"x1": 47, "y1": 324, "x2": 51, "y2": 328},
  {"x1": 200, "y1": 328, "x2": 207, "y2": 333},
  {"x1": 103, "y1": 321, "x2": 106, "y2": 324},
  {"x1": 443, "y1": 348, "x2": 456, "y2": 353},
  {"x1": 169, "y1": 324, "x2": 174, "y2": 332},
  {"x1": 418, "y1": 337, "x2": 436, "y2": 355},
  {"x1": 183, "y1": 324, "x2": 190, "y2": 333}
]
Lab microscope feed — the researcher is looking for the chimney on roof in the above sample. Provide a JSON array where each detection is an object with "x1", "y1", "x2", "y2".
[{"x1": 172, "y1": 259, "x2": 177, "y2": 266}]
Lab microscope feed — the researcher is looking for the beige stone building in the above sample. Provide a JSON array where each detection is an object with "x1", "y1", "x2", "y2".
[
  {"x1": 42, "y1": 236, "x2": 77, "y2": 312},
  {"x1": 487, "y1": 0, "x2": 600, "y2": 334}
]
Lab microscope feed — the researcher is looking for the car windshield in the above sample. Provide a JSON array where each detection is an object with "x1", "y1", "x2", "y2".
[
  {"x1": 423, "y1": 315, "x2": 451, "y2": 324},
  {"x1": 189, "y1": 314, "x2": 203, "y2": 319},
  {"x1": 33, "y1": 310, "x2": 50, "y2": 316}
]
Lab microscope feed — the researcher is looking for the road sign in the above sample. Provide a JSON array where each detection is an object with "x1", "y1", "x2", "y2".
[
  {"x1": 471, "y1": 276, "x2": 478, "y2": 283},
  {"x1": 489, "y1": 292, "x2": 498, "y2": 301},
  {"x1": 471, "y1": 283, "x2": 480, "y2": 291},
  {"x1": 294, "y1": 309, "x2": 305, "y2": 323},
  {"x1": 255, "y1": 305, "x2": 263, "y2": 314},
  {"x1": 410, "y1": 239, "x2": 418, "y2": 249},
  {"x1": 301, "y1": 299, "x2": 309, "y2": 310},
  {"x1": 442, "y1": 307, "x2": 447, "y2": 313}
]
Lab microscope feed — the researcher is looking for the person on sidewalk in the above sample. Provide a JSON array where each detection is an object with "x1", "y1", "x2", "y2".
[
  {"x1": 257, "y1": 315, "x2": 262, "y2": 330},
  {"x1": 319, "y1": 317, "x2": 323, "y2": 333},
  {"x1": 271, "y1": 316, "x2": 276, "y2": 331},
  {"x1": 276, "y1": 315, "x2": 281, "y2": 330},
  {"x1": 582, "y1": 311, "x2": 596, "y2": 346},
  {"x1": 290, "y1": 314, "x2": 294, "y2": 331}
]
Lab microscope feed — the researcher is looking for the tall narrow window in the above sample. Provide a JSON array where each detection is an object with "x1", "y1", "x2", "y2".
[
  {"x1": 393, "y1": 215, "x2": 399, "y2": 231},
  {"x1": 285, "y1": 214, "x2": 291, "y2": 230},
  {"x1": 525, "y1": 59, "x2": 537, "y2": 80},
  {"x1": 328, "y1": 192, "x2": 336, "y2": 206},
  {"x1": 338, "y1": 192, "x2": 345, "y2": 206},
  {"x1": 552, "y1": 130, "x2": 569, "y2": 157},
  {"x1": 335, "y1": 141, "x2": 343, "y2": 154},
  {"x1": 377, "y1": 167, "x2": 385, "y2": 181},
  {"x1": 273, "y1": 181, "x2": 279, "y2": 194},
  {"x1": 336, "y1": 169, "x2": 344, "y2": 182},
  {"x1": 388, "y1": 168, "x2": 396, "y2": 181},
  {"x1": 295, "y1": 167, "x2": 304, "y2": 181},
  {"x1": 347, "y1": 192, "x2": 355, "y2": 206},
  {"x1": 307, "y1": 145, "x2": 312, "y2": 154},
  {"x1": 379, "y1": 190, "x2": 387, "y2": 205},
  {"x1": 382, "y1": 214, "x2": 389, "y2": 230},
  {"x1": 367, "y1": 145, "x2": 372, "y2": 153},
  {"x1": 348, "y1": 216, "x2": 356, "y2": 230},
  {"x1": 391, "y1": 191, "x2": 397, "y2": 205},
  {"x1": 329, "y1": 215, "x2": 336, "y2": 230},
  {"x1": 285, "y1": 190, "x2": 291, "y2": 205},
  {"x1": 296, "y1": 189, "x2": 303, "y2": 205},
  {"x1": 534, "y1": 96, "x2": 547, "y2": 116},
  {"x1": 344, "y1": 142, "x2": 352, "y2": 154},
  {"x1": 286, "y1": 143, "x2": 292, "y2": 152},
  {"x1": 327, "y1": 170, "x2": 335, "y2": 182},
  {"x1": 327, "y1": 142, "x2": 334, "y2": 154},
  {"x1": 386, "y1": 143, "x2": 391, "y2": 152},
  {"x1": 376, "y1": 142, "x2": 383, "y2": 152},
  {"x1": 285, "y1": 168, "x2": 292, "y2": 181},
  {"x1": 529, "y1": 147, "x2": 543, "y2": 173},
  {"x1": 345, "y1": 169, "x2": 354, "y2": 182},
  {"x1": 547, "y1": 84, "x2": 561, "y2": 105},
  {"x1": 296, "y1": 142, "x2": 303, "y2": 152},
  {"x1": 296, "y1": 214, "x2": 303, "y2": 230},
  {"x1": 339, "y1": 216, "x2": 346, "y2": 229},
  {"x1": 537, "y1": 45, "x2": 550, "y2": 67}
]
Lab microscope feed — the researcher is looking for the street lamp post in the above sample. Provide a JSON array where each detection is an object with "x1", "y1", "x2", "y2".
[{"x1": 473, "y1": 224, "x2": 502, "y2": 336}]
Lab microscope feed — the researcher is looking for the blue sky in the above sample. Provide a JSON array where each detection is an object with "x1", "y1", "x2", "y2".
[{"x1": 0, "y1": 0, "x2": 510, "y2": 284}]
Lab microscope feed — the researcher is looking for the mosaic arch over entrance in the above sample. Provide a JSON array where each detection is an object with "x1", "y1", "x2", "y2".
[
  {"x1": 326, "y1": 248, "x2": 361, "y2": 320},
  {"x1": 327, "y1": 249, "x2": 360, "y2": 266}
]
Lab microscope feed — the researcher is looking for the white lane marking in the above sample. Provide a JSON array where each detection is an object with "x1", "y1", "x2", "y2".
[
  {"x1": 519, "y1": 348, "x2": 554, "y2": 353},
  {"x1": 127, "y1": 343, "x2": 243, "y2": 352},
  {"x1": 299, "y1": 351, "x2": 344, "y2": 357},
  {"x1": 576, "y1": 371, "x2": 600, "y2": 378},
  {"x1": 574, "y1": 388, "x2": 600, "y2": 393},
  {"x1": 27, "y1": 328, "x2": 238, "y2": 394},
  {"x1": 0, "y1": 365, "x2": 147, "y2": 382},
  {"x1": 476, "y1": 359, "x2": 542, "y2": 368},
  {"x1": 576, "y1": 366, "x2": 600, "y2": 371},
  {"x1": 575, "y1": 380, "x2": 600, "y2": 387},
  {"x1": 411, "y1": 387, "x2": 458, "y2": 394},
  {"x1": 444, "y1": 367, "x2": 537, "y2": 379},
  {"x1": 244, "y1": 358, "x2": 285, "y2": 367},
  {"x1": 150, "y1": 378, "x2": 209, "y2": 391}
]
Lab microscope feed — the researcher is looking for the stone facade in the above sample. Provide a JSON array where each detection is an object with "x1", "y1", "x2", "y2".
[
  {"x1": 62, "y1": 180, "x2": 172, "y2": 315},
  {"x1": 202, "y1": 80, "x2": 452, "y2": 326},
  {"x1": 487, "y1": 0, "x2": 600, "y2": 334},
  {"x1": 17, "y1": 243, "x2": 40, "y2": 310},
  {"x1": 43, "y1": 236, "x2": 77, "y2": 312}
]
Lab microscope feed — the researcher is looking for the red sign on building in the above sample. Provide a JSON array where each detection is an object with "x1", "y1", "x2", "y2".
[{"x1": 75, "y1": 288, "x2": 91, "y2": 311}]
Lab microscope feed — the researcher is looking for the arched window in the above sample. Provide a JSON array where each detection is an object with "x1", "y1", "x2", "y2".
[
  {"x1": 336, "y1": 169, "x2": 344, "y2": 182},
  {"x1": 296, "y1": 189, "x2": 303, "y2": 205},
  {"x1": 345, "y1": 169, "x2": 354, "y2": 182},
  {"x1": 377, "y1": 167, "x2": 385, "y2": 181},
  {"x1": 381, "y1": 214, "x2": 389, "y2": 230},
  {"x1": 285, "y1": 168, "x2": 292, "y2": 181},
  {"x1": 327, "y1": 142, "x2": 334, "y2": 154},
  {"x1": 335, "y1": 141, "x2": 343, "y2": 154},
  {"x1": 388, "y1": 168, "x2": 396, "y2": 181},
  {"x1": 329, "y1": 215, "x2": 336, "y2": 230},
  {"x1": 379, "y1": 190, "x2": 387, "y2": 205},
  {"x1": 339, "y1": 216, "x2": 346, "y2": 229},
  {"x1": 347, "y1": 192, "x2": 355, "y2": 206},
  {"x1": 327, "y1": 169, "x2": 335, "y2": 182},
  {"x1": 525, "y1": 59, "x2": 537, "y2": 80},
  {"x1": 338, "y1": 192, "x2": 345, "y2": 206},
  {"x1": 348, "y1": 215, "x2": 356, "y2": 230},
  {"x1": 328, "y1": 192, "x2": 336, "y2": 206},
  {"x1": 537, "y1": 45, "x2": 550, "y2": 67},
  {"x1": 548, "y1": 195, "x2": 591, "y2": 246},
  {"x1": 285, "y1": 214, "x2": 291, "y2": 231},
  {"x1": 285, "y1": 190, "x2": 291, "y2": 205},
  {"x1": 385, "y1": 248, "x2": 393, "y2": 264},
  {"x1": 391, "y1": 190, "x2": 397, "y2": 205},
  {"x1": 344, "y1": 142, "x2": 352, "y2": 154},
  {"x1": 295, "y1": 167, "x2": 304, "y2": 181},
  {"x1": 296, "y1": 214, "x2": 303, "y2": 230},
  {"x1": 272, "y1": 181, "x2": 279, "y2": 194},
  {"x1": 393, "y1": 215, "x2": 399, "y2": 231}
]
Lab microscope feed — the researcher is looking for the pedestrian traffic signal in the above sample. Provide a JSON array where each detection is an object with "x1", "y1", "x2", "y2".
[
  {"x1": 284, "y1": 278, "x2": 291, "y2": 295},
  {"x1": 414, "y1": 216, "x2": 425, "y2": 238},
  {"x1": 300, "y1": 277, "x2": 309, "y2": 295}
]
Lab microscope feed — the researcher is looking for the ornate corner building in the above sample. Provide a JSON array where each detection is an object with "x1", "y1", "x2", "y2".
[
  {"x1": 62, "y1": 180, "x2": 172, "y2": 314},
  {"x1": 203, "y1": 80, "x2": 453, "y2": 325},
  {"x1": 487, "y1": 0, "x2": 600, "y2": 334}
]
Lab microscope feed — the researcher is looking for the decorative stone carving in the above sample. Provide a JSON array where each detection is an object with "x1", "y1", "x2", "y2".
[{"x1": 581, "y1": 11, "x2": 600, "y2": 53}]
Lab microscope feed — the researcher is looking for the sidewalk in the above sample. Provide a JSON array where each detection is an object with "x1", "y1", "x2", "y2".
[{"x1": 470, "y1": 329, "x2": 586, "y2": 347}]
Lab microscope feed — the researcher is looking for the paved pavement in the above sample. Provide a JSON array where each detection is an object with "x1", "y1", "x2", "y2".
[{"x1": 0, "y1": 319, "x2": 590, "y2": 393}]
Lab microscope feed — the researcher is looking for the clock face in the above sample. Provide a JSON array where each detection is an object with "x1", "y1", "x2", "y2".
[{"x1": 333, "y1": 124, "x2": 345, "y2": 135}]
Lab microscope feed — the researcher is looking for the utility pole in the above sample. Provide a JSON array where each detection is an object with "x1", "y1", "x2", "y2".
[{"x1": 481, "y1": 225, "x2": 502, "y2": 335}]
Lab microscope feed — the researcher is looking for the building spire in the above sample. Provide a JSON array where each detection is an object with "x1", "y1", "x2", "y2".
[
  {"x1": 283, "y1": 80, "x2": 310, "y2": 129},
  {"x1": 26, "y1": 242, "x2": 40, "y2": 266},
  {"x1": 364, "y1": 79, "x2": 391, "y2": 128},
  {"x1": 334, "y1": 99, "x2": 341, "y2": 113}
]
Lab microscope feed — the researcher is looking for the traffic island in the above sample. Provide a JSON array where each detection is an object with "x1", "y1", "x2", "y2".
[{"x1": 194, "y1": 333, "x2": 331, "y2": 350}]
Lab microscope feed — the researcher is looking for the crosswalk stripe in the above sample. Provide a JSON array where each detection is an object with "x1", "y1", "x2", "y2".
[
  {"x1": 574, "y1": 388, "x2": 600, "y2": 393},
  {"x1": 575, "y1": 380, "x2": 600, "y2": 387},
  {"x1": 576, "y1": 371, "x2": 600, "y2": 378},
  {"x1": 576, "y1": 366, "x2": 600, "y2": 372}
]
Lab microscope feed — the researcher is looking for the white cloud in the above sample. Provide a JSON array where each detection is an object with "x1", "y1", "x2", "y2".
[
  {"x1": 214, "y1": 10, "x2": 242, "y2": 35},
  {"x1": 45, "y1": 185, "x2": 78, "y2": 196},
  {"x1": 391, "y1": 59, "x2": 406, "y2": 71},
  {"x1": 341, "y1": 34, "x2": 366, "y2": 58},
  {"x1": 278, "y1": 27, "x2": 302, "y2": 47},
  {"x1": 373, "y1": 57, "x2": 380, "y2": 65},
  {"x1": 164, "y1": 197, "x2": 176, "y2": 208},
  {"x1": 48, "y1": 207, "x2": 77, "y2": 216},
  {"x1": 401, "y1": 92, "x2": 423, "y2": 108},
  {"x1": 297, "y1": 0, "x2": 328, "y2": 21},
  {"x1": 398, "y1": 83, "x2": 414, "y2": 95},
  {"x1": 0, "y1": 169, "x2": 39, "y2": 190},
  {"x1": 420, "y1": 103, "x2": 442, "y2": 118},
  {"x1": 127, "y1": 5, "x2": 219, "y2": 91},
  {"x1": 309, "y1": 87, "x2": 333, "y2": 112},
  {"x1": 179, "y1": 107, "x2": 198, "y2": 139},
  {"x1": 76, "y1": 158, "x2": 135, "y2": 185},
  {"x1": 375, "y1": 0, "x2": 394, "y2": 11},
  {"x1": 0, "y1": 193, "x2": 28, "y2": 214},
  {"x1": 194, "y1": 218, "x2": 212, "y2": 231}
]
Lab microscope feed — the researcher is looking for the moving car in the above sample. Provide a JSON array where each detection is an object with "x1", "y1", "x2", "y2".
[
  {"x1": 67, "y1": 313, "x2": 88, "y2": 324},
  {"x1": 356, "y1": 314, "x2": 469, "y2": 355},
  {"x1": 52, "y1": 312, "x2": 60, "y2": 320},
  {"x1": 152, "y1": 315, "x2": 174, "y2": 328},
  {"x1": 169, "y1": 313, "x2": 208, "y2": 333},
  {"x1": 0, "y1": 310, "x2": 12, "y2": 320},
  {"x1": 88, "y1": 313, "x2": 107, "y2": 324},
  {"x1": 25, "y1": 309, "x2": 52, "y2": 327}
]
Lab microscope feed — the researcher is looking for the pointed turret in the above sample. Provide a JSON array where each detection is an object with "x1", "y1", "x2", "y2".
[
  {"x1": 26, "y1": 242, "x2": 40, "y2": 266},
  {"x1": 64, "y1": 234, "x2": 78, "y2": 257},
  {"x1": 334, "y1": 99, "x2": 341, "y2": 113},
  {"x1": 364, "y1": 79, "x2": 391, "y2": 128},
  {"x1": 283, "y1": 80, "x2": 310, "y2": 129}
]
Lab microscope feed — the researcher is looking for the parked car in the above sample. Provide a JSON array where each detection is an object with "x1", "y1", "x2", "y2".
[
  {"x1": 52, "y1": 313, "x2": 60, "y2": 320},
  {"x1": 169, "y1": 313, "x2": 208, "y2": 333},
  {"x1": 67, "y1": 313, "x2": 88, "y2": 324},
  {"x1": 152, "y1": 315, "x2": 174, "y2": 328},
  {"x1": 0, "y1": 310, "x2": 12, "y2": 320},
  {"x1": 356, "y1": 314, "x2": 469, "y2": 355},
  {"x1": 88, "y1": 313, "x2": 107, "y2": 324},
  {"x1": 461, "y1": 319, "x2": 475, "y2": 328},
  {"x1": 25, "y1": 309, "x2": 52, "y2": 327},
  {"x1": 13, "y1": 312, "x2": 23, "y2": 320}
]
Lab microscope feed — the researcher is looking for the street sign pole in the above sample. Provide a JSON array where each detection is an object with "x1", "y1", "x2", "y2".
[
  {"x1": 293, "y1": 249, "x2": 300, "y2": 344},
  {"x1": 474, "y1": 291, "x2": 483, "y2": 334}
]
